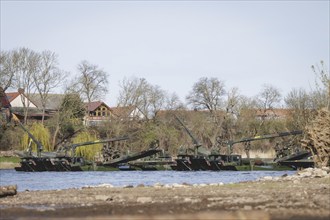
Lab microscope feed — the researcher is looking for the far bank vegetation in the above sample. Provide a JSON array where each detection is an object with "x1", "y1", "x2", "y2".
[{"x1": 1, "y1": 48, "x2": 329, "y2": 160}]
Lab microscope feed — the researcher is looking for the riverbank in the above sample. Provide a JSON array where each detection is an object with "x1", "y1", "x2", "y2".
[
  {"x1": 0, "y1": 155, "x2": 19, "y2": 170},
  {"x1": 0, "y1": 167, "x2": 329, "y2": 220}
]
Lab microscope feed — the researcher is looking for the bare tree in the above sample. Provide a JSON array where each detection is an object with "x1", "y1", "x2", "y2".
[
  {"x1": 117, "y1": 77, "x2": 182, "y2": 119},
  {"x1": 165, "y1": 92, "x2": 185, "y2": 110},
  {"x1": 0, "y1": 50, "x2": 16, "y2": 91},
  {"x1": 186, "y1": 77, "x2": 226, "y2": 127},
  {"x1": 285, "y1": 61, "x2": 329, "y2": 128},
  {"x1": 117, "y1": 77, "x2": 151, "y2": 118},
  {"x1": 225, "y1": 87, "x2": 242, "y2": 117},
  {"x1": 256, "y1": 84, "x2": 282, "y2": 117},
  {"x1": 218, "y1": 87, "x2": 245, "y2": 139},
  {"x1": 72, "y1": 60, "x2": 109, "y2": 103},
  {"x1": 12, "y1": 48, "x2": 39, "y2": 124},
  {"x1": 148, "y1": 85, "x2": 167, "y2": 119},
  {"x1": 235, "y1": 96, "x2": 259, "y2": 133},
  {"x1": 186, "y1": 77, "x2": 226, "y2": 112},
  {"x1": 285, "y1": 88, "x2": 311, "y2": 128},
  {"x1": 311, "y1": 60, "x2": 330, "y2": 110},
  {"x1": 33, "y1": 50, "x2": 65, "y2": 124}
]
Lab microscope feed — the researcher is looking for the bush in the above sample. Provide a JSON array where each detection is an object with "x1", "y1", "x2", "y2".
[
  {"x1": 73, "y1": 131, "x2": 102, "y2": 161},
  {"x1": 0, "y1": 127, "x2": 24, "y2": 151},
  {"x1": 20, "y1": 123, "x2": 51, "y2": 152}
]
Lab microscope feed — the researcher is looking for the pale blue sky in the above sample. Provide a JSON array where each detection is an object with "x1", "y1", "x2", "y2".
[{"x1": 1, "y1": 1, "x2": 329, "y2": 106}]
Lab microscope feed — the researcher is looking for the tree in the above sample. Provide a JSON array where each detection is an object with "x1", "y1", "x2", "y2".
[
  {"x1": 186, "y1": 77, "x2": 226, "y2": 126},
  {"x1": 117, "y1": 77, "x2": 151, "y2": 118},
  {"x1": 186, "y1": 77, "x2": 226, "y2": 112},
  {"x1": 48, "y1": 92, "x2": 85, "y2": 149},
  {"x1": 311, "y1": 60, "x2": 330, "y2": 110},
  {"x1": 73, "y1": 131, "x2": 102, "y2": 161},
  {"x1": 253, "y1": 84, "x2": 283, "y2": 135},
  {"x1": 225, "y1": 87, "x2": 242, "y2": 118},
  {"x1": 11, "y1": 48, "x2": 39, "y2": 124},
  {"x1": 165, "y1": 92, "x2": 185, "y2": 110},
  {"x1": 0, "y1": 50, "x2": 16, "y2": 91},
  {"x1": 256, "y1": 84, "x2": 282, "y2": 126},
  {"x1": 221, "y1": 87, "x2": 245, "y2": 140},
  {"x1": 33, "y1": 50, "x2": 65, "y2": 124},
  {"x1": 72, "y1": 60, "x2": 109, "y2": 103},
  {"x1": 285, "y1": 61, "x2": 329, "y2": 129},
  {"x1": 285, "y1": 88, "x2": 311, "y2": 129},
  {"x1": 257, "y1": 84, "x2": 282, "y2": 111},
  {"x1": 235, "y1": 96, "x2": 259, "y2": 135},
  {"x1": 148, "y1": 85, "x2": 167, "y2": 119},
  {"x1": 118, "y1": 77, "x2": 149, "y2": 104},
  {"x1": 21, "y1": 123, "x2": 51, "y2": 151},
  {"x1": 118, "y1": 77, "x2": 183, "y2": 119}
]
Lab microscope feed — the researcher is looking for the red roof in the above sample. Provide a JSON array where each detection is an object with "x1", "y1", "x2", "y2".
[
  {"x1": 85, "y1": 101, "x2": 110, "y2": 112},
  {"x1": 110, "y1": 105, "x2": 137, "y2": 118},
  {"x1": 5, "y1": 92, "x2": 20, "y2": 102},
  {"x1": 5, "y1": 92, "x2": 39, "y2": 108}
]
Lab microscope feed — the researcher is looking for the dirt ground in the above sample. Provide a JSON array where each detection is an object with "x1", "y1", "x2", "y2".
[{"x1": 0, "y1": 169, "x2": 329, "y2": 220}]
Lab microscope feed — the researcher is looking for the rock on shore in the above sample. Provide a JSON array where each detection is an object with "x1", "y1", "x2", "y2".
[
  {"x1": 259, "y1": 167, "x2": 330, "y2": 182},
  {"x1": 0, "y1": 185, "x2": 17, "y2": 198}
]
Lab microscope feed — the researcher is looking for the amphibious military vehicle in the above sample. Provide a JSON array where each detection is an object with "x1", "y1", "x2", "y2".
[{"x1": 172, "y1": 114, "x2": 307, "y2": 171}]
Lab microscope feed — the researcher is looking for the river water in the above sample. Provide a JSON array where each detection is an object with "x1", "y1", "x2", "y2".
[{"x1": 0, "y1": 169, "x2": 295, "y2": 192}]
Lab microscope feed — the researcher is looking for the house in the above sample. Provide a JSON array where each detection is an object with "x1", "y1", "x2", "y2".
[
  {"x1": 5, "y1": 92, "x2": 38, "y2": 109},
  {"x1": 85, "y1": 101, "x2": 112, "y2": 126},
  {"x1": 29, "y1": 94, "x2": 66, "y2": 116},
  {"x1": 5, "y1": 91, "x2": 45, "y2": 121},
  {"x1": 110, "y1": 105, "x2": 145, "y2": 121}
]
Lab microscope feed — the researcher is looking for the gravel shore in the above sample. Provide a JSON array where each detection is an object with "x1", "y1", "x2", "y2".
[{"x1": 0, "y1": 168, "x2": 329, "y2": 220}]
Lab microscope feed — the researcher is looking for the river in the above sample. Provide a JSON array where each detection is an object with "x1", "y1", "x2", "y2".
[
  {"x1": 0, "y1": 170, "x2": 295, "y2": 191},
  {"x1": 0, "y1": 169, "x2": 295, "y2": 191}
]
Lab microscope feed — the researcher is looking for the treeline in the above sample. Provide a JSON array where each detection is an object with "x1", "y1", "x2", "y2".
[{"x1": 1, "y1": 47, "x2": 329, "y2": 158}]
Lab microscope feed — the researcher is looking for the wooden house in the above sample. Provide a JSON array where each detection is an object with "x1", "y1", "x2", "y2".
[{"x1": 85, "y1": 101, "x2": 112, "y2": 126}]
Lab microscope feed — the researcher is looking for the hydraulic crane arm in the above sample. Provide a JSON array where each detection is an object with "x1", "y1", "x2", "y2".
[
  {"x1": 1, "y1": 87, "x2": 43, "y2": 156},
  {"x1": 174, "y1": 114, "x2": 201, "y2": 147},
  {"x1": 55, "y1": 135, "x2": 130, "y2": 157},
  {"x1": 225, "y1": 130, "x2": 303, "y2": 155},
  {"x1": 230, "y1": 130, "x2": 303, "y2": 145},
  {"x1": 12, "y1": 113, "x2": 44, "y2": 156},
  {"x1": 69, "y1": 136, "x2": 129, "y2": 151}
]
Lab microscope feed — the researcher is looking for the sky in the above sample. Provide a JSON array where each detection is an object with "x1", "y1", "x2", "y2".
[{"x1": 1, "y1": 0, "x2": 329, "y2": 107}]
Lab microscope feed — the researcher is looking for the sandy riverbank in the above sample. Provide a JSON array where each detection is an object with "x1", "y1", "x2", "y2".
[
  {"x1": 0, "y1": 168, "x2": 329, "y2": 220},
  {"x1": 0, "y1": 152, "x2": 19, "y2": 170},
  {"x1": 0, "y1": 162, "x2": 19, "y2": 170}
]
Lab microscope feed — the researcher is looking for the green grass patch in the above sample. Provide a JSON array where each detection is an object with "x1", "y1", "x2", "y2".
[
  {"x1": 0, "y1": 156, "x2": 20, "y2": 163},
  {"x1": 236, "y1": 165, "x2": 294, "y2": 171},
  {"x1": 81, "y1": 165, "x2": 120, "y2": 171}
]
